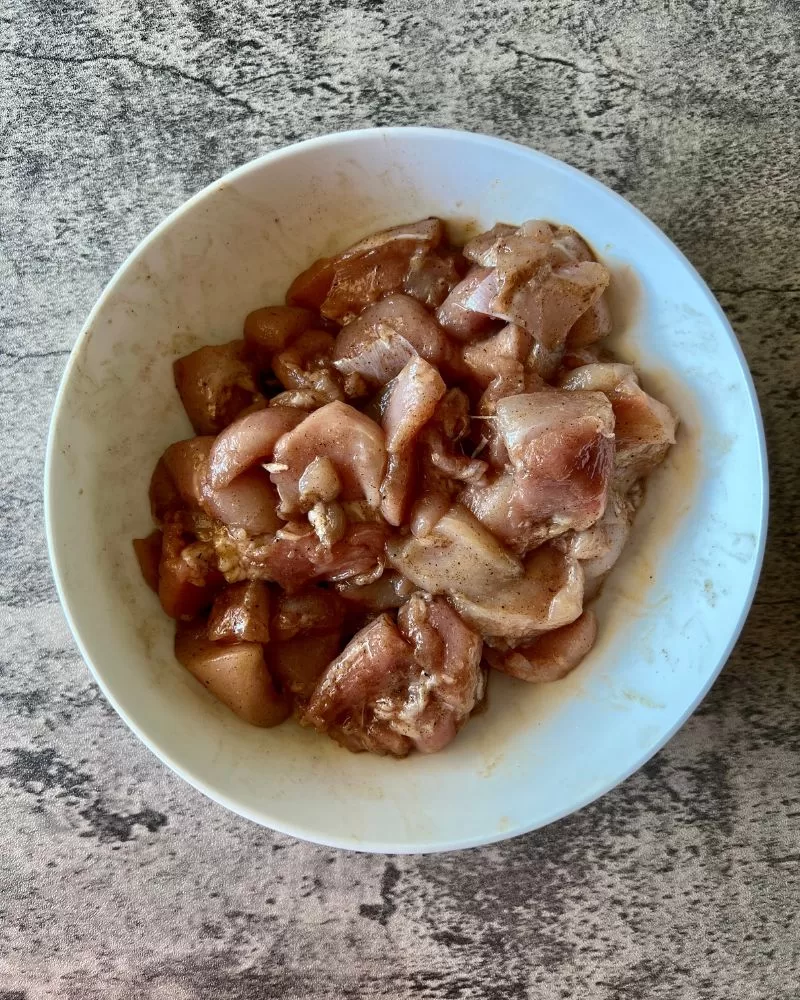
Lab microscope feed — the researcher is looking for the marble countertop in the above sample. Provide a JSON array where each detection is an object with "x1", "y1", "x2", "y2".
[{"x1": 2, "y1": 1, "x2": 798, "y2": 996}]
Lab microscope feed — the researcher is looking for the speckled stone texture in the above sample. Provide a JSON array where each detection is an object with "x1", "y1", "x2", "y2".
[{"x1": 1, "y1": 1, "x2": 798, "y2": 996}]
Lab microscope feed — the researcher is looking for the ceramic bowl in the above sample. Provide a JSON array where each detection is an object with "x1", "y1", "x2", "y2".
[{"x1": 45, "y1": 127, "x2": 767, "y2": 852}]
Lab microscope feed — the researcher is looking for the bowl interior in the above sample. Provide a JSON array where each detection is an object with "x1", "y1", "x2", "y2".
[{"x1": 46, "y1": 129, "x2": 766, "y2": 852}]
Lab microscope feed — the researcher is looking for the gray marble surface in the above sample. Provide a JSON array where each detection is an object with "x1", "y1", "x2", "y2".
[{"x1": 2, "y1": 1, "x2": 799, "y2": 996}]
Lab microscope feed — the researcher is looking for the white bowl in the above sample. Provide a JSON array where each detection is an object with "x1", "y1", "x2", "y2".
[{"x1": 45, "y1": 127, "x2": 767, "y2": 853}]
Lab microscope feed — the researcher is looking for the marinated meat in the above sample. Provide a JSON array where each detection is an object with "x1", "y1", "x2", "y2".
[
  {"x1": 136, "y1": 215, "x2": 677, "y2": 756},
  {"x1": 304, "y1": 597, "x2": 484, "y2": 756},
  {"x1": 173, "y1": 341, "x2": 263, "y2": 435},
  {"x1": 486, "y1": 610, "x2": 597, "y2": 681},
  {"x1": 271, "y1": 400, "x2": 387, "y2": 514},
  {"x1": 332, "y1": 294, "x2": 452, "y2": 385}
]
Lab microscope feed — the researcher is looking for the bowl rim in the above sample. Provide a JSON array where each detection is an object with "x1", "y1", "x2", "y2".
[{"x1": 44, "y1": 125, "x2": 769, "y2": 853}]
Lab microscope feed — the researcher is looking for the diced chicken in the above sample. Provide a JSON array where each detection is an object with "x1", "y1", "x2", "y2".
[
  {"x1": 173, "y1": 341, "x2": 263, "y2": 435},
  {"x1": 379, "y1": 450, "x2": 417, "y2": 528},
  {"x1": 332, "y1": 294, "x2": 452, "y2": 385},
  {"x1": 149, "y1": 457, "x2": 184, "y2": 524},
  {"x1": 403, "y1": 247, "x2": 463, "y2": 308},
  {"x1": 566, "y1": 294, "x2": 612, "y2": 347},
  {"x1": 133, "y1": 530, "x2": 163, "y2": 592},
  {"x1": 381, "y1": 357, "x2": 447, "y2": 453},
  {"x1": 486, "y1": 610, "x2": 597, "y2": 681},
  {"x1": 158, "y1": 520, "x2": 222, "y2": 620},
  {"x1": 208, "y1": 407, "x2": 304, "y2": 489},
  {"x1": 175, "y1": 622, "x2": 290, "y2": 727},
  {"x1": 436, "y1": 267, "x2": 498, "y2": 340},
  {"x1": 243, "y1": 305, "x2": 317, "y2": 364},
  {"x1": 286, "y1": 256, "x2": 336, "y2": 310},
  {"x1": 304, "y1": 597, "x2": 484, "y2": 756},
  {"x1": 271, "y1": 401, "x2": 387, "y2": 515},
  {"x1": 561, "y1": 489, "x2": 638, "y2": 597},
  {"x1": 336, "y1": 571, "x2": 417, "y2": 610},
  {"x1": 271, "y1": 587, "x2": 346, "y2": 641},
  {"x1": 460, "y1": 470, "x2": 543, "y2": 552},
  {"x1": 387, "y1": 503, "x2": 523, "y2": 600},
  {"x1": 495, "y1": 249, "x2": 610, "y2": 349},
  {"x1": 288, "y1": 218, "x2": 444, "y2": 323},
  {"x1": 409, "y1": 477, "x2": 456, "y2": 538},
  {"x1": 208, "y1": 580, "x2": 272, "y2": 643},
  {"x1": 559, "y1": 343, "x2": 604, "y2": 372},
  {"x1": 256, "y1": 520, "x2": 388, "y2": 592},
  {"x1": 161, "y1": 437, "x2": 215, "y2": 509},
  {"x1": 272, "y1": 329, "x2": 343, "y2": 405},
  {"x1": 201, "y1": 467, "x2": 283, "y2": 536},
  {"x1": 544, "y1": 224, "x2": 596, "y2": 264},
  {"x1": 392, "y1": 595, "x2": 485, "y2": 753},
  {"x1": 270, "y1": 632, "x2": 343, "y2": 702},
  {"x1": 449, "y1": 544, "x2": 584, "y2": 644},
  {"x1": 462, "y1": 323, "x2": 532, "y2": 389},
  {"x1": 560, "y1": 364, "x2": 677, "y2": 487},
  {"x1": 493, "y1": 390, "x2": 615, "y2": 534},
  {"x1": 462, "y1": 223, "x2": 518, "y2": 266}
]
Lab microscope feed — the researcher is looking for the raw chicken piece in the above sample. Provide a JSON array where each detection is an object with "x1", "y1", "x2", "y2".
[
  {"x1": 462, "y1": 323, "x2": 532, "y2": 389},
  {"x1": 161, "y1": 437, "x2": 215, "y2": 509},
  {"x1": 158, "y1": 520, "x2": 223, "y2": 620},
  {"x1": 379, "y1": 450, "x2": 417, "y2": 528},
  {"x1": 449, "y1": 544, "x2": 584, "y2": 644},
  {"x1": 201, "y1": 467, "x2": 283, "y2": 536},
  {"x1": 160, "y1": 435, "x2": 284, "y2": 536},
  {"x1": 304, "y1": 614, "x2": 415, "y2": 755},
  {"x1": 149, "y1": 458, "x2": 184, "y2": 524},
  {"x1": 486, "y1": 610, "x2": 597, "y2": 681},
  {"x1": 561, "y1": 489, "x2": 638, "y2": 597},
  {"x1": 272, "y1": 329, "x2": 343, "y2": 405},
  {"x1": 408, "y1": 478, "x2": 454, "y2": 538},
  {"x1": 495, "y1": 247, "x2": 610, "y2": 355},
  {"x1": 381, "y1": 357, "x2": 447, "y2": 453},
  {"x1": 257, "y1": 520, "x2": 388, "y2": 592},
  {"x1": 436, "y1": 267, "x2": 498, "y2": 340},
  {"x1": 393, "y1": 596, "x2": 485, "y2": 753},
  {"x1": 494, "y1": 390, "x2": 615, "y2": 533},
  {"x1": 559, "y1": 343, "x2": 603, "y2": 372},
  {"x1": 270, "y1": 632, "x2": 343, "y2": 702},
  {"x1": 286, "y1": 257, "x2": 337, "y2": 310},
  {"x1": 379, "y1": 358, "x2": 448, "y2": 528},
  {"x1": 243, "y1": 305, "x2": 317, "y2": 364},
  {"x1": 403, "y1": 247, "x2": 463, "y2": 308},
  {"x1": 387, "y1": 503, "x2": 523, "y2": 600},
  {"x1": 208, "y1": 407, "x2": 304, "y2": 489},
  {"x1": 304, "y1": 597, "x2": 484, "y2": 756},
  {"x1": 460, "y1": 470, "x2": 544, "y2": 552},
  {"x1": 271, "y1": 401, "x2": 387, "y2": 515},
  {"x1": 271, "y1": 587, "x2": 346, "y2": 641},
  {"x1": 462, "y1": 223, "x2": 518, "y2": 266},
  {"x1": 566, "y1": 294, "x2": 612, "y2": 347},
  {"x1": 132, "y1": 530, "x2": 162, "y2": 593},
  {"x1": 175, "y1": 622, "x2": 290, "y2": 727},
  {"x1": 208, "y1": 580, "x2": 272, "y2": 643},
  {"x1": 173, "y1": 341, "x2": 263, "y2": 435},
  {"x1": 560, "y1": 364, "x2": 677, "y2": 487},
  {"x1": 336, "y1": 571, "x2": 417, "y2": 610},
  {"x1": 449, "y1": 225, "x2": 608, "y2": 377},
  {"x1": 288, "y1": 219, "x2": 445, "y2": 323},
  {"x1": 332, "y1": 294, "x2": 452, "y2": 385}
]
